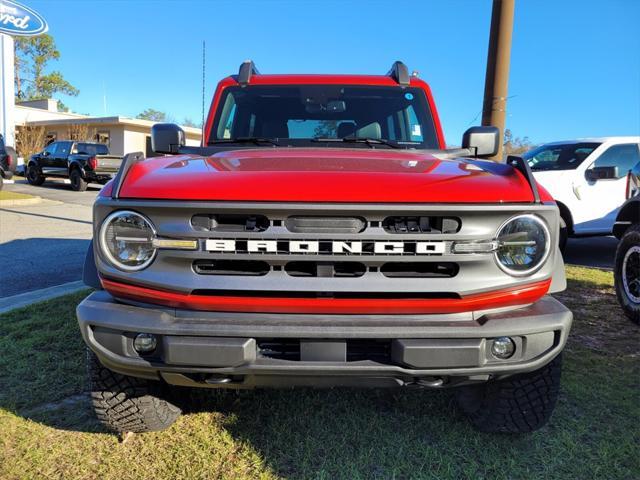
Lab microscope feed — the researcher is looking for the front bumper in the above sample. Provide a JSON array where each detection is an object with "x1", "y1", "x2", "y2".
[{"x1": 77, "y1": 291, "x2": 572, "y2": 389}]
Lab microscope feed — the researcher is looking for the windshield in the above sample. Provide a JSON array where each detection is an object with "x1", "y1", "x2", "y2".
[
  {"x1": 524, "y1": 142, "x2": 600, "y2": 171},
  {"x1": 75, "y1": 143, "x2": 109, "y2": 155},
  {"x1": 209, "y1": 85, "x2": 440, "y2": 149}
]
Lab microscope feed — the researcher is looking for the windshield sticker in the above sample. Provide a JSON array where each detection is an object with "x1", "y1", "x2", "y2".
[{"x1": 404, "y1": 92, "x2": 414, "y2": 100}]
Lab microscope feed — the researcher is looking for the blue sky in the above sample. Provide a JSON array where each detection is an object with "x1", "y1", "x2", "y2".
[{"x1": 25, "y1": 0, "x2": 640, "y2": 145}]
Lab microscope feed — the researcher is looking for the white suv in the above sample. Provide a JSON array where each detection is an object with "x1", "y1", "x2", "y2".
[{"x1": 525, "y1": 136, "x2": 640, "y2": 250}]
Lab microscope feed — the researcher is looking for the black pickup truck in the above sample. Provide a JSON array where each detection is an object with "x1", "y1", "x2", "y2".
[
  {"x1": 0, "y1": 134, "x2": 17, "y2": 190},
  {"x1": 26, "y1": 141, "x2": 122, "y2": 191}
]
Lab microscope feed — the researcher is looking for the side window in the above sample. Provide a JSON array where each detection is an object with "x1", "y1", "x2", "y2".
[
  {"x1": 57, "y1": 142, "x2": 71, "y2": 157},
  {"x1": 216, "y1": 93, "x2": 237, "y2": 139},
  {"x1": 44, "y1": 143, "x2": 58, "y2": 155},
  {"x1": 593, "y1": 144, "x2": 640, "y2": 178}
]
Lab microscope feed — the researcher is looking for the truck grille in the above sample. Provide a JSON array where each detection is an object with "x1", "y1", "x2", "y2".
[
  {"x1": 95, "y1": 200, "x2": 559, "y2": 298},
  {"x1": 194, "y1": 214, "x2": 460, "y2": 234}
]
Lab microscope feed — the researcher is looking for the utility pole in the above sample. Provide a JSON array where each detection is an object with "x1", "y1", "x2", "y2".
[{"x1": 481, "y1": 0, "x2": 515, "y2": 161}]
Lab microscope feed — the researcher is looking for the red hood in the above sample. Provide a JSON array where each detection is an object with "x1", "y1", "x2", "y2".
[{"x1": 117, "y1": 148, "x2": 538, "y2": 203}]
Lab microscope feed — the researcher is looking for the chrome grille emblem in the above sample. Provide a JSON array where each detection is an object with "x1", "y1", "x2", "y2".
[{"x1": 205, "y1": 239, "x2": 446, "y2": 255}]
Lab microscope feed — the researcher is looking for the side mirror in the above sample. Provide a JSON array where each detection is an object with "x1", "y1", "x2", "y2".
[
  {"x1": 462, "y1": 126, "x2": 499, "y2": 158},
  {"x1": 151, "y1": 123, "x2": 185, "y2": 154},
  {"x1": 585, "y1": 166, "x2": 618, "y2": 181},
  {"x1": 41, "y1": 150, "x2": 49, "y2": 157}
]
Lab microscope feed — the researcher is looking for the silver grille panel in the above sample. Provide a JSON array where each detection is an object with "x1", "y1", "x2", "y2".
[{"x1": 93, "y1": 199, "x2": 560, "y2": 296}]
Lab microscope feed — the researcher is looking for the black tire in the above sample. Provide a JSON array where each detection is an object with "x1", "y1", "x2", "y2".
[
  {"x1": 26, "y1": 164, "x2": 45, "y2": 186},
  {"x1": 558, "y1": 216, "x2": 568, "y2": 253},
  {"x1": 614, "y1": 224, "x2": 640, "y2": 325},
  {"x1": 70, "y1": 168, "x2": 88, "y2": 192},
  {"x1": 87, "y1": 350, "x2": 181, "y2": 433},
  {"x1": 456, "y1": 353, "x2": 562, "y2": 433}
]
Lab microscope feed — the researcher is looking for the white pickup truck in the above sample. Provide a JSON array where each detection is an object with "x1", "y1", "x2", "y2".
[{"x1": 525, "y1": 137, "x2": 640, "y2": 250}]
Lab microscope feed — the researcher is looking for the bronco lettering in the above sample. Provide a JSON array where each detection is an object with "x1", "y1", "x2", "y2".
[{"x1": 204, "y1": 239, "x2": 446, "y2": 255}]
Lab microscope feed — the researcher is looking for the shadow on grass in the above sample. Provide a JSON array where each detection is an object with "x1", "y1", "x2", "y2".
[{"x1": 1, "y1": 287, "x2": 639, "y2": 479}]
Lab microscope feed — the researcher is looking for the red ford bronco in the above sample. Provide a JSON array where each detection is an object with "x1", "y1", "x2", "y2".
[{"x1": 77, "y1": 61, "x2": 572, "y2": 433}]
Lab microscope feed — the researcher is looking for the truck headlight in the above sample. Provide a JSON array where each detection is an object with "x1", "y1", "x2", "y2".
[
  {"x1": 495, "y1": 214, "x2": 550, "y2": 276},
  {"x1": 99, "y1": 211, "x2": 157, "y2": 271}
]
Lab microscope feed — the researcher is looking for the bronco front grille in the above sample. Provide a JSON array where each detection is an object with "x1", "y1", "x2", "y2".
[{"x1": 95, "y1": 200, "x2": 559, "y2": 298}]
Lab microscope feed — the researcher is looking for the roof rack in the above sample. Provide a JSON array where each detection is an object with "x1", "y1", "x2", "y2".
[
  {"x1": 387, "y1": 61, "x2": 410, "y2": 86},
  {"x1": 238, "y1": 60, "x2": 260, "y2": 85}
]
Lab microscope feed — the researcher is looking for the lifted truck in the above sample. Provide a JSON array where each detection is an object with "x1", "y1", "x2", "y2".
[
  {"x1": 27, "y1": 140, "x2": 122, "y2": 191},
  {"x1": 77, "y1": 61, "x2": 572, "y2": 434}
]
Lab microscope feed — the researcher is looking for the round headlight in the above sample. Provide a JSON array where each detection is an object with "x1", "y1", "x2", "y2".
[
  {"x1": 99, "y1": 211, "x2": 157, "y2": 271},
  {"x1": 495, "y1": 214, "x2": 550, "y2": 276}
]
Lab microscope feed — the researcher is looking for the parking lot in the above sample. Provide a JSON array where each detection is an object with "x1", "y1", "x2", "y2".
[{"x1": 0, "y1": 178, "x2": 97, "y2": 299}]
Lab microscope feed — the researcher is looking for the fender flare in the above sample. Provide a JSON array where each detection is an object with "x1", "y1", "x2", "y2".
[
  {"x1": 555, "y1": 201, "x2": 574, "y2": 235},
  {"x1": 83, "y1": 240, "x2": 103, "y2": 289},
  {"x1": 68, "y1": 160, "x2": 86, "y2": 178},
  {"x1": 613, "y1": 197, "x2": 640, "y2": 239}
]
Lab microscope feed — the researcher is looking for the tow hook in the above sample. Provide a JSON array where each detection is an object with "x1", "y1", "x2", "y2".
[
  {"x1": 204, "y1": 375, "x2": 234, "y2": 385},
  {"x1": 411, "y1": 377, "x2": 445, "y2": 388}
]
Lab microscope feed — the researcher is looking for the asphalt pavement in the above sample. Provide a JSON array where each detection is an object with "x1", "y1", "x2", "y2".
[
  {"x1": 6, "y1": 177, "x2": 101, "y2": 207},
  {"x1": 563, "y1": 235, "x2": 618, "y2": 271},
  {"x1": 0, "y1": 178, "x2": 96, "y2": 297},
  {"x1": 0, "y1": 178, "x2": 619, "y2": 300}
]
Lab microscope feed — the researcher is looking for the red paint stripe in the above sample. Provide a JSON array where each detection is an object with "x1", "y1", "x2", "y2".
[{"x1": 101, "y1": 278, "x2": 551, "y2": 315}]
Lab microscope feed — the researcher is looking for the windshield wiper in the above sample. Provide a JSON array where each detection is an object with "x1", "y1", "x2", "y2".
[
  {"x1": 208, "y1": 137, "x2": 280, "y2": 146},
  {"x1": 311, "y1": 137, "x2": 400, "y2": 149}
]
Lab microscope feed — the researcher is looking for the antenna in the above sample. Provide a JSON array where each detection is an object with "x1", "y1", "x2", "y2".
[
  {"x1": 201, "y1": 40, "x2": 206, "y2": 137},
  {"x1": 102, "y1": 81, "x2": 107, "y2": 115}
]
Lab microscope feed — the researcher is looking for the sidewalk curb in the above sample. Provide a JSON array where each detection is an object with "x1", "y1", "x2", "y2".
[
  {"x1": 0, "y1": 196, "x2": 42, "y2": 207},
  {"x1": 0, "y1": 281, "x2": 87, "y2": 314}
]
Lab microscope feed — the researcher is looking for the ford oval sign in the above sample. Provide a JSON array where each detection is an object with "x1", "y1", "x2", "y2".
[{"x1": 0, "y1": 0, "x2": 48, "y2": 37}]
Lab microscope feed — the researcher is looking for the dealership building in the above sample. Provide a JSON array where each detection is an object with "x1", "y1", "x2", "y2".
[{"x1": 14, "y1": 99, "x2": 202, "y2": 156}]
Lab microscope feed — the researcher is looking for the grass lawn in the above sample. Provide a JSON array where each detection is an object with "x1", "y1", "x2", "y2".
[
  {"x1": 0, "y1": 190, "x2": 36, "y2": 201},
  {"x1": 0, "y1": 267, "x2": 638, "y2": 479}
]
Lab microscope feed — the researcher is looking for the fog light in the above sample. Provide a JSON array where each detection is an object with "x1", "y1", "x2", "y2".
[
  {"x1": 491, "y1": 337, "x2": 515, "y2": 359},
  {"x1": 133, "y1": 333, "x2": 157, "y2": 353}
]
